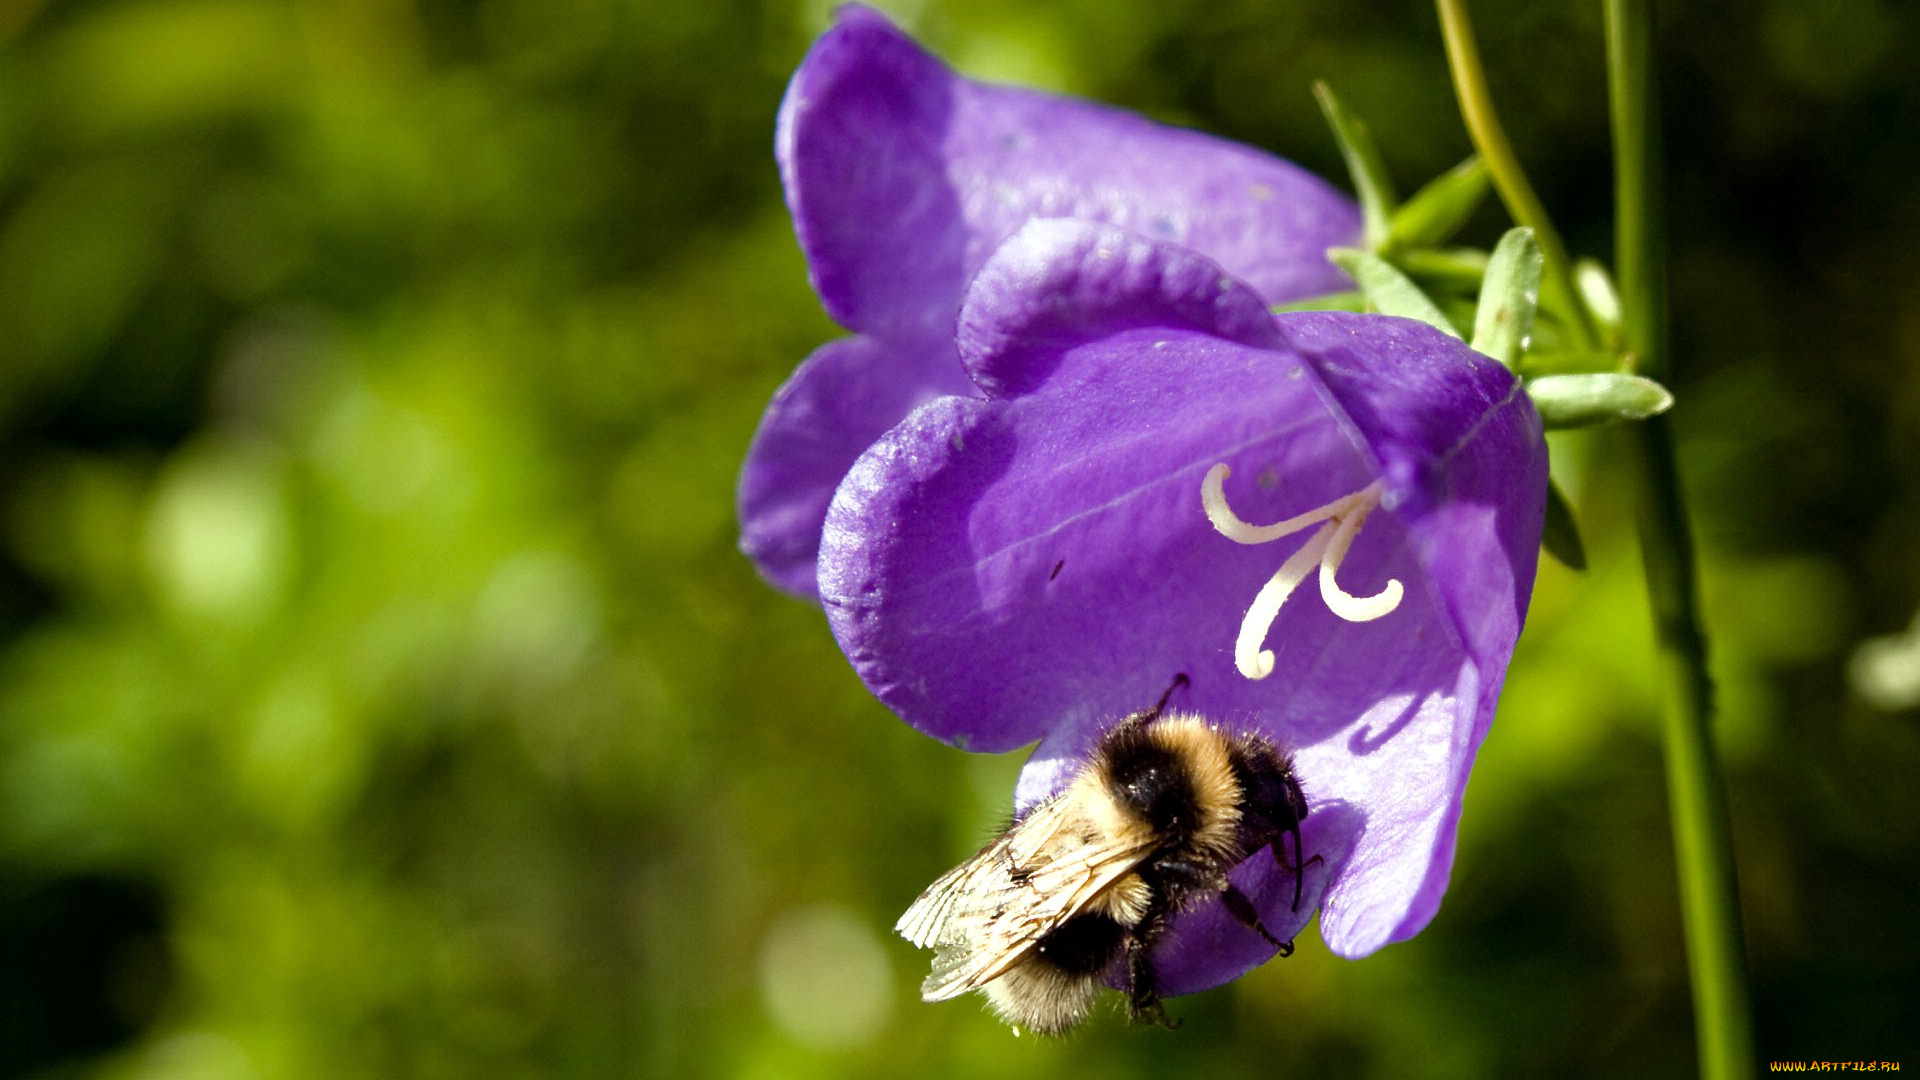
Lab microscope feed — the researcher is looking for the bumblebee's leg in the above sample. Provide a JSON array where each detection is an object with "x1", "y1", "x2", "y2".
[
  {"x1": 1115, "y1": 674, "x2": 1193, "y2": 737},
  {"x1": 1220, "y1": 883, "x2": 1291, "y2": 956},
  {"x1": 1269, "y1": 831, "x2": 1326, "y2": 912},
  {"x1": 1123, "y1": 918, "x2": 1179, "y2": 1029},
  {"x1": 1147, "y1": 673, "x2": 1190, "y2": 718}
]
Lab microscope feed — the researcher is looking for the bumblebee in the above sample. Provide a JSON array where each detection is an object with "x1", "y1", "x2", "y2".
[{"x1": 896, "y1": 690, "x2": 1312, "y2": 1034}]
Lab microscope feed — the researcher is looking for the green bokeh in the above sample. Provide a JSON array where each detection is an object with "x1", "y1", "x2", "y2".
[{"x1": 1, "y1": 1, "x2": 1915, "y2": 1077}]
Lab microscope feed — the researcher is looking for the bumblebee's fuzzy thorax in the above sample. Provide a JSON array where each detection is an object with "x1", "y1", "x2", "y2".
[{"x1": 1083, "y1": 713, "x2": 1246, "y2": 868}]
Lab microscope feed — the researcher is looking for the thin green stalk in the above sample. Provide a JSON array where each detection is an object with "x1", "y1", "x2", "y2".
[
  {"x1": 1606, "y1": 1, "x2": 1755, "y2": 1077},
  {"x1": 1433, "y1": 0, "x2": 1599, "y2": 350}
]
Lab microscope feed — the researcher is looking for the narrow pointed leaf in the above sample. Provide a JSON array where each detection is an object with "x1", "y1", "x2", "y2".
[
  {"x1": 1313, "y1": 82, "x2": 1396, "y2": 250},
  {"x1": 1472, "y1": 227, "x2": 1542, "y2": 367},
  {"x1": 1397, "y1": 247, "x2": 1490, "y2": 291},
  {"x1": 1387, "y1": 156, "x2": 1491, "y2": 250},
  {"x1": 1542, "y1": 478, "x2": 1587, "y2": 570},
  {"x1": 1528, "y1": 372, "x2": 1674, "y2": 429},
  {"x1": 1514, "y1": 348, "x2": 1624, "y2": 377},
  {"x1": 1329, "y1": 248, "x2": 1459, "y2": 338}
]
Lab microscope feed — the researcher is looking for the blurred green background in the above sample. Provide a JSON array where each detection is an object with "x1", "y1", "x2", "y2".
[{"x1": 1, "y1": 0, "x2": 1916, "y2": 1076}]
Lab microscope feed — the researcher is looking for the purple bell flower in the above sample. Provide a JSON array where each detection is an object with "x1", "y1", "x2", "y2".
[
  {"x1": 820, "y1": 218, "x2": 1548, "y2": 986},
  {"x1": 740, "y1": 4, "x2": 1361, "y2": 596}
]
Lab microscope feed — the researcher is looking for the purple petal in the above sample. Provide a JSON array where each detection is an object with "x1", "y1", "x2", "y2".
[
  {"x1": 821, "y1": 220, "x2": 1545, "y2": 983},
  {"x1": 776, "y1": 7, "x2": 965, "y2": 341},
  {"x1": 959, "y1": 218, "x2": 1288, "y2": 397},
  {"x1": 779, "y1": 5, "x2": 1360, "y2": 339},
  {"x1": 739, "y1": 335, "x2": 974, "y2": 596},
  {"x1": 1273, "y1": 311, "x2": 1545, "y2": 958},
  {"x1": 745, "y1": 6, "x2": 1361, "y2": 597}
]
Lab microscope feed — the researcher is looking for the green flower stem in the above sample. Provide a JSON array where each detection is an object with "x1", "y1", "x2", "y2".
[
  {"x1": 1606, "y1": 1, "x2": 1756, "y2": 1077},
  {"x1": 1433, "y1": 0, "x2": 1599, "y2": 351}
]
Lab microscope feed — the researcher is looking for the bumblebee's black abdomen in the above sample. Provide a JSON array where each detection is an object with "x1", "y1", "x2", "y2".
[{"x1": 1034, "y1": 913, "x2": 1126, "y2": 975}]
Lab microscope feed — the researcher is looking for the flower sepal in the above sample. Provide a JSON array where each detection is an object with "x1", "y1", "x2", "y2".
[
  {"x1": 1388, "y1": 156, "x2": 1494, "y2": 252},
  {"x1": 1329, "y1": 248, "x2": 1462, "y2": 338},
  {"x1": 1526, "y1": 372, "x2": 1676, "y2": 428}
]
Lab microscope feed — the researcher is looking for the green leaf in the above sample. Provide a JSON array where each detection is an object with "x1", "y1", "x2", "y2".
[
  {"x1": 1471, "y1": 227, "x2": 1542, "y2": 367},
  {"x1": 1395, "y1": 247, "x2": 1490, "y2": 291},
  {"x1": 1527, "y1": 372, "x2": 1674, "y2": 429},
  {"x1": 1542, "y1": 478, "x2": 1588, "y2": 570},
  {"x1": 1270, "y1": 290, "x2": 1367, "y2": 313},
  {"x1": 1515, "y1": 348, "x2": 1625, "y2": 377},
  {"x1": 1327, "y1": 248, "x2": 1460, "y2": 338},
  {"x1": 1387, "y1": 156, "x2": 1491, "y2": 250},
  {"x1": 1313, "y1": 82, "x2": 1396, "y2": 250}
]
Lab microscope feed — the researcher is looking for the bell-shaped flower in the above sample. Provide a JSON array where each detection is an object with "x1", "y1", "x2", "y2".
[
  {"x1": 740, "y1": 4, "x2": 1361, "y2": 596},
  {"x1": 819, "y1": 218, "x2": 1548, "y2": 988}
]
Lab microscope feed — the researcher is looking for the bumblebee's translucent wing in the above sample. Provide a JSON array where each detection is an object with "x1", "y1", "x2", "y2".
[
  {"x1": 896, "y1": 796, "x2": 1085, "y2": 949},
  {"x1": 896, "y1": 796, "x2": 1156, "y2": 1002},
  {"x1": 894, "y1": 857, "x2": 983, "y2": 951}
]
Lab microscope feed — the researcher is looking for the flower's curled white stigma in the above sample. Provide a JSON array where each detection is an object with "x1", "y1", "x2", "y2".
[
  {"x1": 1319, "y1": 499, "x2": 1404, "y2": 621},
  {"x1": 1231, "y1": 525, "x2": 1332, "y2": 680},
  {"x1": 1202, "y1": 464, "x2": 1364, "y2": 544},
  {"x1": 1202, "y1": 464, "x2": 1404, "y2": 680}
]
